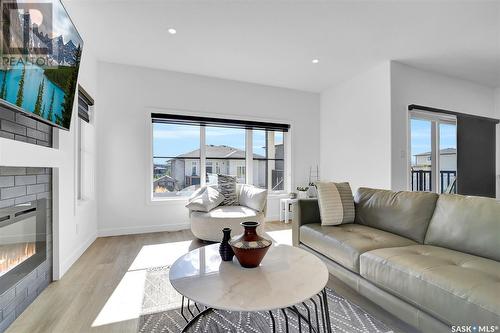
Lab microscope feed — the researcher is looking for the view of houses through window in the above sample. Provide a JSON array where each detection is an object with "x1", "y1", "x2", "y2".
[
  {"x1": 409, "y1": 112, "x2": 457, "y2": 193},
  {"x1": 152, "y1": 123, "x2": 201, "y2": 197},
  {"x1": 253, "y1": 130, "x2": 284, "y2": 191},
  {"x1": 205, "y1": 126, "x2": 246, "y2": 185},
  {"x1": 152, "y1": 119, "x2": 287, "y2": 198}
]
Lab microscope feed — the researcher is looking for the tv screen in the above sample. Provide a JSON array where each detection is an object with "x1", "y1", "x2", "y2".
[{"x1": 0, "y1": 0, "x2": 83, "y2": 130}]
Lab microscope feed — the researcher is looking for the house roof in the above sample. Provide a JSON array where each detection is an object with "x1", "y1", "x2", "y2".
[
  {"x1": 175, "y1": 145, "x2": 265, "y2": 159},
  {"x1": 415, "y1": 148, "x2": 456, "y2": 156},
  {"x1": 153, "y1": 174, "x2": 176, "y2": 183}
]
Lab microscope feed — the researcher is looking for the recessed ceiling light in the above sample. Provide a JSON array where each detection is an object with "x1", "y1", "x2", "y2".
[
  {"x1": 168, "y1": 28, "x2": 177, "y2": 35},
  {"x1": 312, "y1": 59, "x2": 319, "y2": 64}
]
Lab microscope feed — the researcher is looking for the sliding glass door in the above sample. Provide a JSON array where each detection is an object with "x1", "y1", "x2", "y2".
[
  {"x1": 409, "y1": 111, "x2": 457, "y2": 193},
  {"x1": 438, "y1": 122, "x2": 457, "y2": 193}
]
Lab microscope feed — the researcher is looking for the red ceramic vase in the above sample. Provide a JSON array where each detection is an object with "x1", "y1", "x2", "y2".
[{"x1": 229, "y1": 221, "x2": 272, "y2": 268}]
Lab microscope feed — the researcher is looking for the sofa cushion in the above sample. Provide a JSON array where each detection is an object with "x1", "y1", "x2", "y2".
[
  {"x1": 239, "y1": 184, "x2": 267, "y2": 212},
  {"x1": 185, "y1": 186, "x2": 224, "y2": 212},
  {"x1": 190, "y1": 206, "x2": 264, "y2": 242},
  {"x1": 316, "y1": 182, "x2": 355, "y2": 226},
  {"x1": 354, "y1": 188, "x2": 438, "y2": 243},
  {"x1": 360, "y1": 245, "x2": 500, "y2": 326},
  {"x1": 191, "y1": 205, "x2": 261, "y2": 221},
  {"x1": 217, "y1": 174, "x2": 238, "y2": 206},
  {"x1": 300, "y1": 224, "x2": 416, "y2": 272},
  {"x1": 424, "y1": 194, "x2": 500, "y2": 261}
]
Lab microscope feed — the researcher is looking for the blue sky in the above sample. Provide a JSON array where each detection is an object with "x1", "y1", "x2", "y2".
[
  {"x1": 154, "y1": 122, "x2": 453, "y2": 164},
  {"x1": 152, "y1": 124, "x2": 283, "y2": 160},
  {"x1": 410, "y1": 119, "x2": 456, "y2": 156}
]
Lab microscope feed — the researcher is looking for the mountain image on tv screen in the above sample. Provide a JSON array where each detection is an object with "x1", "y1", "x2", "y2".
[{"x1": 0, "y1": 0, "x2": 83, "y2": 130}]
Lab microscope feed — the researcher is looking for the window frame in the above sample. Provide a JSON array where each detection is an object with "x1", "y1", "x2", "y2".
[
  {"x1": 407, "y1": 110, "x2": 457, "y2": 193},
  {"x1": 76, "y1": 86, "x2": 95, "y2": 203},
  {"x1": 149, "y1": 111, "x2": 291, "y2": 202}
]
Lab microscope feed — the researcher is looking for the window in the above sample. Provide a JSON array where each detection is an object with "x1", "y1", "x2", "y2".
[
  {"x1": 76, "y1": 85, "x2": 95, "y2": 201},
  {"x1": 409, "y1": 111, "x2": 456, "y2": 193},
  {"x1": 205, "y1": 126, "x2": 246, "y2": 184},
  {"x1": 151, "y1": 114, "x2": 289, "y2": 199},
  {"x1": 206, "y1": 161, "x2": 213, "y2": 174},
  {"x1": 237, "y1": 166, "x2": 246, "y2": 178},
  {"x1": 252, "y1": 130, "x2": 285, "y2": 191},
  {"x1": 191, "y1": 161, "x2": 198, "y2": 176},
  {"x1": 152, "y1": 123, "x2": 201, "y2": 198}
]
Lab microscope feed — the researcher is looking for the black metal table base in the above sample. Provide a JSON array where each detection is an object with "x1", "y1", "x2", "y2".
[{"x1": 180, "y1": 288, "x2": 332, "y2": 333}]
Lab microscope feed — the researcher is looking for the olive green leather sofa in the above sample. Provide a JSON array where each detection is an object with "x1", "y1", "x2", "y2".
[{"x1": 293, "y1": 187, "x2": 500, "y2": 333}]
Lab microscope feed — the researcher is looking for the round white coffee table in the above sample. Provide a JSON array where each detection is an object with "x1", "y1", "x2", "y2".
[{"x1": 169, "y1": 244, "x2": 331, "y2": 333}]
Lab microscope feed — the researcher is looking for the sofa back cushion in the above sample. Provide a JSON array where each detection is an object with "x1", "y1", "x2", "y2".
[
  {"x1": 217, "y1": 174, "x2": 238, "y2": 205},
  {"x1": 316, "y1": 182, "x2": 355, "y2": 226},
  {"x1": 424, "y1": 194, "x2": 500, "y2": 261},
  {"x1": 354, "y1": 188, "x2": 438, "y2": 243}
]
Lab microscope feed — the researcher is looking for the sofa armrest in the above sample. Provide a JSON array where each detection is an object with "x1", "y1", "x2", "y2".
[{"x1": 292, "y1": 199, "x2": 320, "y2": 246}]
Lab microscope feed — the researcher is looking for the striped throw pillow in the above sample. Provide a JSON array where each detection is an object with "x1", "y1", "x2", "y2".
[
  {"x1": 316, "y1": 182, "x2": 355, "y2": 226},
  {"x1": 217, "y1": 174, "x2": 238, "y2": 206}
]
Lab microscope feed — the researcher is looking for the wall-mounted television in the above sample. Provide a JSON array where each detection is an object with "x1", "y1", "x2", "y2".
[{"x1": 0, "y1": 0, "x2": 83, "y2": 131}]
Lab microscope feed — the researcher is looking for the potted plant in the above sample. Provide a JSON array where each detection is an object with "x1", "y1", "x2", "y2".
[{"x1": 296, "y1": 186, "x2": 309, "y2": 199}]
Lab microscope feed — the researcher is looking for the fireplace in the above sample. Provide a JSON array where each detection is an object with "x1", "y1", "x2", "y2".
[{"x1": 0, "y1": 199, "x2": 47, "y2": 295}]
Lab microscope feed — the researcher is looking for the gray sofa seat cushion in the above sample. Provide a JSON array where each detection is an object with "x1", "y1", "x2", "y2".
[
  {"x1": 360, "y1": 245, "x2": 500, "y2": 326},
  {"x1": 300, "y1": 223, "x2": 416, "y2": 273},
  {"x1": 354, "y1": 188, "x2": 438, "y2": 243},
  {"x1": 424, "y1": 194, "x2": 500, "y2": 261}
]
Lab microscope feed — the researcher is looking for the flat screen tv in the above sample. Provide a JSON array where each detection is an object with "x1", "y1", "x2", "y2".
[{"x1": 0, "y1": 0, "x2": 83, "y2": 130}]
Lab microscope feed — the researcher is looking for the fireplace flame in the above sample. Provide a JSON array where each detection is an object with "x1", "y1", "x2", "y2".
[{"x1": 0, "y1": 243, "x2": 36, "y2": 277}]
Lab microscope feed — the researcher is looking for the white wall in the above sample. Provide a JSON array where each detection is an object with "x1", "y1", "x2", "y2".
[
  {"x1": 96, "y1": 62, "x2": 319, "y2": 236},
  {"x1": 320, "y1": 62, "x2": 392, "y2": 192},
  {"x1": 51, "y1": 2, "x2": 99, "y2": 278},
  {"x1": 390, "y1": 61, "x2": 497, "y2": 192}
]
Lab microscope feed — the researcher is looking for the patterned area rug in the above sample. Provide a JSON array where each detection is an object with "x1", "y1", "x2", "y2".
[{"x1": 138, "y1": 266, "x2": 393, "y2": 333}]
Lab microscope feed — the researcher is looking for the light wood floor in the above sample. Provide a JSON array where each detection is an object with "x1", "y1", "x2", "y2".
[{"x1": 7, "y1": 222, "x2": 415, "y2": 333}]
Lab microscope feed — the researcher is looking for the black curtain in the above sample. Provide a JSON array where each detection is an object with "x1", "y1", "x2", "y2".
[
  {"x1": 78, "y1": 85, "x2": 94, "y2": 123},
  {"x1": 457, "y1": 116, "x2": 497, "y2": 198},
  {"x1": 151, "y1": 113, "x2": 290, "y2": 132}
]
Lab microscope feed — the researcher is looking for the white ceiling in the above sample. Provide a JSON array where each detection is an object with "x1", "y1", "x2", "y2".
[{"x1": 64, "y1": 0, "x2": 500, "y2": 92}]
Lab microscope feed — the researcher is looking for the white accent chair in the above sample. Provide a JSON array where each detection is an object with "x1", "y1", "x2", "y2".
[{"x1": 189, "y1": 184, "x2": 267, "y2": 242}]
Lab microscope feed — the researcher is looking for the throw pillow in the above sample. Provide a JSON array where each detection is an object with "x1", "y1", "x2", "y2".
[
  {"x1": 185, "y1": 186, "x2": 224, "y2": 212},
  {"x1": 217, "y1": 174, "x2": 238, "y2": 206},
  {"x1": 316, "y1": 182, "x2": 355, "y2": 226},
  {"x1": 239, "y1": 184, "x2": 267, "y2": 212}
]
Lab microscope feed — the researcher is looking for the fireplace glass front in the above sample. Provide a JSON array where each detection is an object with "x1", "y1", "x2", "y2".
[{"x1": 0, "y1": 199, "x2": 46, "y2": 295}]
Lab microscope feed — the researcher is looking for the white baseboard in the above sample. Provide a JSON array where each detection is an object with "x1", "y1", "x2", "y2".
[
  {"x1": 57, "y1": 232, "x2": 97, "y2": 280},
  {"x1": 265, "y1": 214, "x2": 280, "y2": 221},
  {"x1": 98, "y1": 223, "x2": 190, "y2": 237}
]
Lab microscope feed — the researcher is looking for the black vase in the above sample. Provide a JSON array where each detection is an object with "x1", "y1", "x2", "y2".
[{"x1": 219, "y1": 228, "x2": 234, "y2": 261}]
